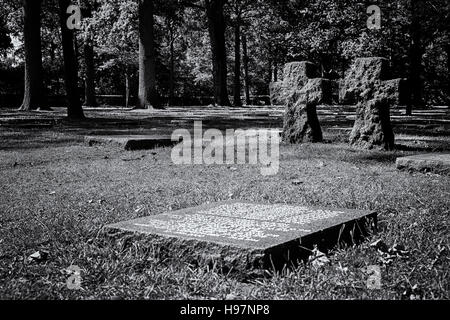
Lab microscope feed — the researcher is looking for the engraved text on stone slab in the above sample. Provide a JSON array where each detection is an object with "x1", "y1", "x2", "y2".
[{"x1": 134, "y1": 203, "x2": 343, "y2": 243}]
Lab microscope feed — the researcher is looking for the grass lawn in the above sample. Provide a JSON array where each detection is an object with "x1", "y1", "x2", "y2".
[{"x1": 0, "y1": 108, "x2": 449, "y2": 300}]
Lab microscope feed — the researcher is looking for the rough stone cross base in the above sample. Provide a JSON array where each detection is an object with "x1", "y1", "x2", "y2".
[{"x1": 349, "y1": 98, "x2": 395, "y2": 150}]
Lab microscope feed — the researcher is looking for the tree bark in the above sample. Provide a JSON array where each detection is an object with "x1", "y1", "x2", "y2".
[
  {"x1": 268, "y1": 58, "x2": 272, "y2": 83},
  {"x1": 58, "y1": 0, "x2": 84, "y2": 119},
  {"x1": 273, "y1": 61, "x2": 278, "y2": 82},
  {"x1": 205, "y1": 0, "x2": 231, "y2": 106},
  {"x1": 242, "y1": 33, "x2": 250, "y2": 105},
  {"x1": 169, "y1": 27, "x2": 175, "y2": 106},
  {"x1": 19, "y1": 0, "x2": 44, "y2": 111},
  {"x1": 83, "y1": 5, "x2": 97, "y2": 108},
  {"x1": 138, "y1": 0, "x2": 159, "y2": 109},
  {"x1": 125, "y1": 70, "x2": 130, "y2": 108},
  {"x1": 233, "y1": 18, "x2": 242, "y2": 107},
  {"x1": 446, "y1": 44, "x2": 450, "y2": 105},
  {"x1": 406, "y1": 1, "x2": 424, "y2": 115},
  {"x1": 83, "y1": 43, "x2": 97, "y2": 107}
]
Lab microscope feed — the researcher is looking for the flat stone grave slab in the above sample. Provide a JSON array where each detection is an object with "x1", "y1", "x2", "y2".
[
  {"x1": 105, "y1": 201, "x2": 376, "y2": 271},
  {"x1": 85, "y1": 135, "x2": 181, "y2": 151},
  {"x1": 396, "y1": 153, "x2": 450, "y2": 175}
]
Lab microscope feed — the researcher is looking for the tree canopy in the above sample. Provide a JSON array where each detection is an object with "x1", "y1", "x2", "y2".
[{"x1": 0, "y1": 0, "x2": 448, "y2": 113}]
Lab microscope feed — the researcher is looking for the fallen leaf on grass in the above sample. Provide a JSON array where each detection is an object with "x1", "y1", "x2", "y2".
[
  {"x1": 372, "y1": 240, "x2": 410, "y2": 265},
  {"x1": 28, "y1": 250, "x2": 49, "y2": 263},
  {"x1": 308, "y1": 247, "x2": 330, "y2": 269},
  {"x1": 370, "y1": 239, "x2": 389, "y2": 253},
  {"x1": 135, "y1": 205, "x2": 145, "y2": 213},
  {"x1": 390, "y1": 243, "x2": 409, "y2": 257},
  {"x1": 402, "y1": 284, "x2": 422, "y2": 300}
]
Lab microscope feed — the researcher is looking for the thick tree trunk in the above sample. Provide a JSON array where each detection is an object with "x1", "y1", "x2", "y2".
[
  {"x1": 83, "y1": 43, "x2": 97, "y2": 107},
  {"x1": 242, "y1": 33, "x2": 250, "y2": 105},
  {"x1": 19, "y1": 0, "x2": 44, "y2": 111},
  {"x1": 82, "y1": 5, "x2": 97, "y2": 108},
  {"x1": 58, "y1": 0, "x2": 84, "y2": 119},
  {"x1": 138, "y1": 0, "x2": 159, "y2": 109},
  {"x1": 233, "y1": 20, "x2": 242, "y2": 107},
  {"x1": 205, "y1": 0, "x2": 231, "y2": 106}
]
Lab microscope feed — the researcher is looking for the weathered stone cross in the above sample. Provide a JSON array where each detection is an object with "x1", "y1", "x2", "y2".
[
  {"x1": 281, "y1": 62, "x2": 333, "y2": 143},
  {"x1": 340, "y1": 57, "x2": 408, "y2": 150}
]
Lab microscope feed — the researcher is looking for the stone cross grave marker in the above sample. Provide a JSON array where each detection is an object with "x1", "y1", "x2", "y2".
[
  {"x1": 282, "y1": 73, "x2": 335, "y2": 143},
  {"x1": 340, "y1": 57, "x2": 408, "y2": 150},
  {"x1": 270, "y1": 61, "x2": 318, "y2": 106},
  {"x1": 105, "y1": 201, "x2": 376, "y2": 271}
]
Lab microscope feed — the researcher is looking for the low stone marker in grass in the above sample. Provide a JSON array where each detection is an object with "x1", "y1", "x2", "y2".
[
  {"x1": 84, "y1": 135, "x2": 179, "y2": 151},
  {"x1": 396, "y1": 153, "x2": 450, "y2": 175},
  {"x1": 105, "y1": 201, "x2": 377, "y2": 272}
]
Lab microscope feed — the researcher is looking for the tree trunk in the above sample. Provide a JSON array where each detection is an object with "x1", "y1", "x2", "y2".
[
  {"x1": 58, "y1": 0, "x2": 84, "y2": 119},
  {"x1": 268, "y1": 58, "x2": 272, "y2": 83},
  {"x1": 446, "y1": 44, "x2": 450, "y2": 105},
  {"x1": 242, "y1": 33, "x2": 250, "y2": 105},
  {"x1": 83, "y1": 43, "x2": 97, "y2": 107},
  {"x1": 125, "y1": 70, "x2": 130, "y2": 109},
  {"x1": 82, "y1": 5, "x2": 97, "y2": 108},
  {"x1": 205, "y1": 0, "x2": 231, "y2": 106},
  {"x1": 233, "y1": 19, "x2": 242, "y2": 107},
  {"x1": 406, "y1": 1, "x2": 424, "y2": 115},
  {"x1": 273, "y1": 62, "x2": 278, "y2": 82},
  {"x1": 138, "y1": 0, "x2": 159, "y2": 109},
  {"x1": 169, "y1": 33, "x2": 175, "y2": 106},
  {"x1": 19, "y1": 0, "x2": 44, "y2": 111}
]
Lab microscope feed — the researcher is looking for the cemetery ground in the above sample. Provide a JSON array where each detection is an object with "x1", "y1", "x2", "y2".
[{"x1": 0, "y1": 105, "x2": 449, "y2": 300}]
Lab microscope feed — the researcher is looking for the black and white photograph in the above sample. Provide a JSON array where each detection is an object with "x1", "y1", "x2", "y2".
[{"x1": 0, "y1": 0, "x2": 448, "y2": 307}]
